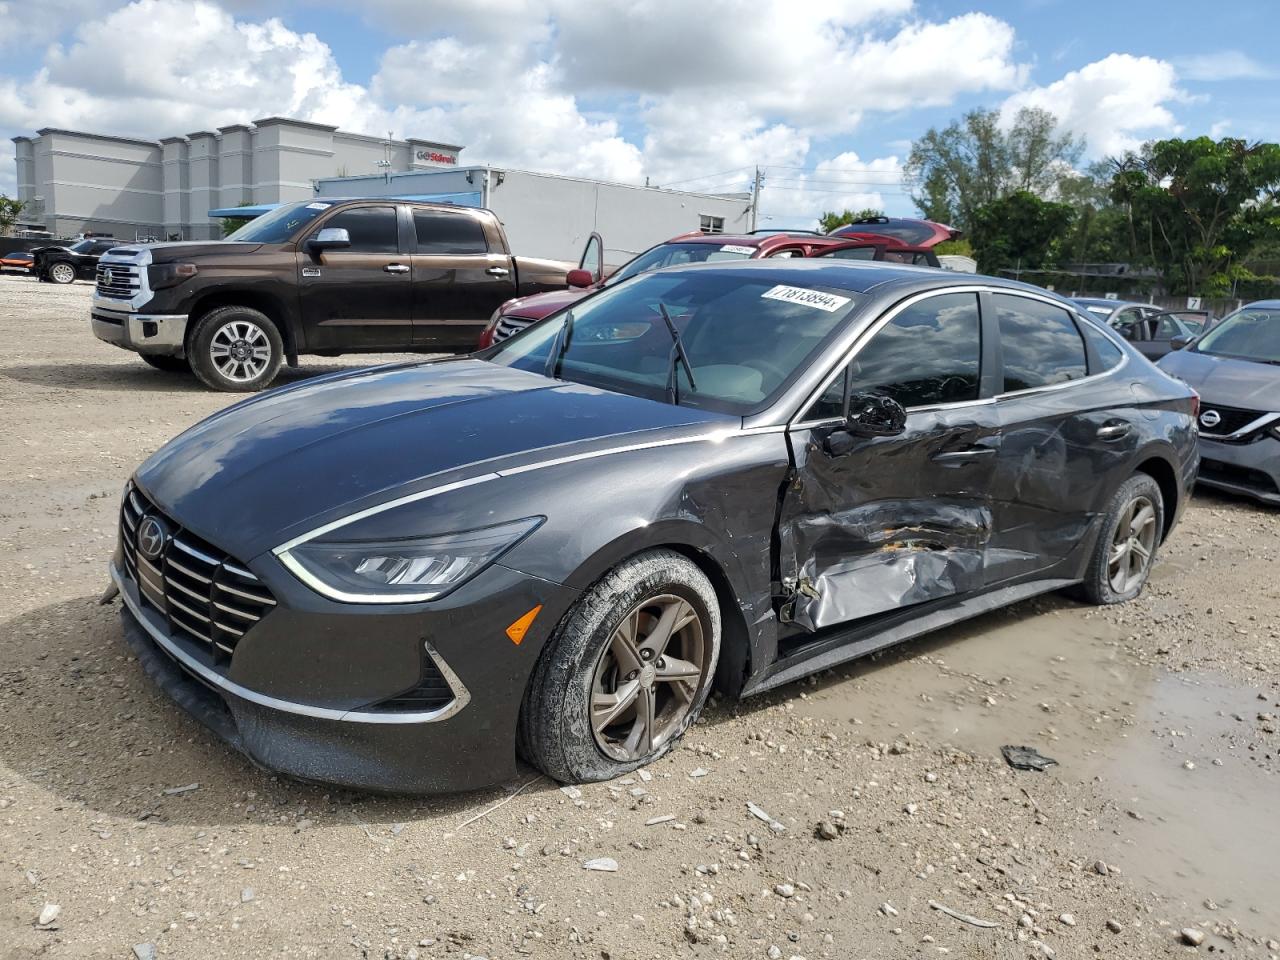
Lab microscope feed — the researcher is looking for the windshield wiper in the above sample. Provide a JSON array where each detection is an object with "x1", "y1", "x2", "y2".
[
  {"x1": 544, "y1": 310, "x2": 575, "y2": 380},
  {"x1": 657, "y1": 302, "x2": 697, "y2": 405}
]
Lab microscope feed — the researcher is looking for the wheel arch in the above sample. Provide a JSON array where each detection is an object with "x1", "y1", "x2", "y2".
[
  {"x1": 188, "y1": 289, "x2": 300, "y2": 364},
  {"x1": 1133, "y1": 451, "x2": 1180, "y2": 542}
]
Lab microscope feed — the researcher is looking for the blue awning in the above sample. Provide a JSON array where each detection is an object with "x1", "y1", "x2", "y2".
[{"x1": 207, "y1": 203, "x2": 281, "y2": 218}]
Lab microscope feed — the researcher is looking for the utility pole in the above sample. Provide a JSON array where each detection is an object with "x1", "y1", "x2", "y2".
[{"x1": 749, "y1": 166, "x2": 763, "y2": 231}]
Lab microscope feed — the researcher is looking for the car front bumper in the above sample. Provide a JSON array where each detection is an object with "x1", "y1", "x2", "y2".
[
  {"x1": 91, "y1": 303, "x2": 188, "y2": 356},
  {"x1": 1196, "y1": 434, "x2": 1280, "y2": 506},
  {"x1": 111, "y1": 553, "x2": 577, "y2": 794}
]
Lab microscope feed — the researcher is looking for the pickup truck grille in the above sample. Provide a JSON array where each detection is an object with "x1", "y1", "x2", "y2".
[
  {"x1": 493, "y1": 315, "x2": 537, "y2": 342},
  {"x1": 96, "y1": 263, "x2": 141, "y2": 300},
  {"x1": 119, "y1": 483, "x2": 276, "y2": 662}
]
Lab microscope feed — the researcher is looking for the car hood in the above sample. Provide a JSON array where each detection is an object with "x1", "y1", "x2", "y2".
[
  {"x1": 501, "y1": 286, "x2": 594, "y2": 320},
  {"x1": 1158, "y1": 349, "x2": 1280, "y2": 412},
  {"x1": 134, "y1": 358, "x2": 729, "y2": 560},
  {"x1": 139, "y1": 241, "x2": 265, "y2": 261}
]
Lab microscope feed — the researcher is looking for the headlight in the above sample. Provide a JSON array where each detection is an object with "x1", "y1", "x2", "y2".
[
  {"x1": 148, "y1": 262, "x2": 198, "y2": 289},
  {"x1": 277, "y1": 517, "x2": 542, "y2": 603}
]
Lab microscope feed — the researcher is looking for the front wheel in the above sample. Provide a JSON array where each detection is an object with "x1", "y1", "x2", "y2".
[
  {"x1": 188, "y1": 306, "x2": 283, "y2": 392},
  {"x1": 518, "y1": 550, "x2": 721, "y2": 783},
  {"x1": 1077, "y1": 472, "x2": 1164, "y2": 605},
  {"x1": 48, "y1": 261, "x2": 76, "y2": 284}
]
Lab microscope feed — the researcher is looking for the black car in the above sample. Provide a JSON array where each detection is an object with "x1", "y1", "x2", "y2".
[
  {"x1": 34, "y1": 237, "x2": 119, "y2": 284},
  {"x1": 108, "y1": 260, "x2": 1198, "y2": 793}
]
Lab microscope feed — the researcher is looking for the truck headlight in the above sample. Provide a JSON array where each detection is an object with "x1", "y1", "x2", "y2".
[
  {"x1": 148, "y1": 262, "x2": 198, "y2": 289},
  {"x1": 277, "y1": 517, "x2": 542, "y2": 603}
]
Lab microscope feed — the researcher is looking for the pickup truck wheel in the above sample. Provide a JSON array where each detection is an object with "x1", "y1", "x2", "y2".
[
  {"x1": 140, "y1": 354, "x2": 190, "y2": 373},
  {"x1": 189, "y1": 306, "x2": 283, "y2": 392},
  {"x1": 49, "y1": 261, "x2": 76, "y2": 284}
]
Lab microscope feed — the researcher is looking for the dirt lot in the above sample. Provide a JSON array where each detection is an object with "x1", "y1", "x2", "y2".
[{"x1": 1, "y1": 275, "x2": 1278, "y2": 960}]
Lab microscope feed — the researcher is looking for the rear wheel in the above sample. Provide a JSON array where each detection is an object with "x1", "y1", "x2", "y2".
[
  {"x1": 188, "y1": 306, "x2": 283, "y2": 392},
  {"x1": 518, "y1": 550, "x2": 721, "y2": 783},
  {"x1": 1078, "y1": 472, "x2": 1164, "y2": 604},
  {"x1": 140, "y1": 354, "x2": 190, "y2": 373},
  {"x1": 48, "y1": 261, "x2": 76, "y2": 284}
]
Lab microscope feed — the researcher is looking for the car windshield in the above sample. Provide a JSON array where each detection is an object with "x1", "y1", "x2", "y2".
[
  {"x1": 1193, "y1": 306, "x2": 1280, "y2": 364},
  {"x1": 484, "y1": 269, "x2": 859, "y2": 414},
  {"x1": 606, "y1": 241, "x2": 756, "y2": 286},
  {"x1": 223, "y1": 201, "x2": 334, "y2": 243}
]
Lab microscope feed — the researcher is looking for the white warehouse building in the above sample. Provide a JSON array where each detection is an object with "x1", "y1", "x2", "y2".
[{"x1": 314, "y1": 167, "x2": 753, "y2": 265}]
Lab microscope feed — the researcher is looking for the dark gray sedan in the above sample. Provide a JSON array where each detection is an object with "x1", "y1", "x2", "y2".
[
  {"x1": 1159, "y1": 300, "x2": 1280, "y2": 505},
  {"x1": 109, "y1": 260, "x2": 1199, "y2": 792}
]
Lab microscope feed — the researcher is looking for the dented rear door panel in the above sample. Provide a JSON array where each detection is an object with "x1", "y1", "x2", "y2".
[{"x1": 777, "y1": 404, "x2": 1000, "y2": 633}]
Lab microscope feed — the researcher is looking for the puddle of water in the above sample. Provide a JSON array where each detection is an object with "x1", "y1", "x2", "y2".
[{"x1": 794, "y1": 599, "x2": 1280, "y2": 936}]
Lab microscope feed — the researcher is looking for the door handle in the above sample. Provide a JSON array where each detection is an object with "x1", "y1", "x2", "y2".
[
  {"x1": 383, "y1": 264, "x2": 409, "y2": 274},
  {"x1": 1096, "y1": 423, "x2": 1131, "y2": 441},
  {"x1": 930, "y1": 447, "x2": 997, "y2": 464},
  {"x1": 485, "y1": 266, "x2": 510, "y2": 277}
]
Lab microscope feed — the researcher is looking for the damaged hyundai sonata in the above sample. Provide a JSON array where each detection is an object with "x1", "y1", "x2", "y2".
[{"x1": 109, "y1": 260, "x2": 1199, "y2": 792}]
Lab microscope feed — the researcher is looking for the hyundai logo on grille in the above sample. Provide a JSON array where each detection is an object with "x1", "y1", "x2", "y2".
[
  {"x1": 1199, "y1": 409, "x2": 1222, "y2": 429},
  {"x1": 137, "y1": 516, "x2": 169, "y2": 559}
]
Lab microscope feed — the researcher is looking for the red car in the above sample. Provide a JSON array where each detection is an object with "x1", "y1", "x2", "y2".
[
  {"x1": 477, "y1": 230, "x2": 938, "y2": 347},
  {"x1": 828, "y1": 215, "x2": 959, "y2": 247}
]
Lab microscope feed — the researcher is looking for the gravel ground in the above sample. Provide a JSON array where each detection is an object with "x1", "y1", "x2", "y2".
[{"x1": 1, "y1": 275, "x2": 1278, "y2": 960}]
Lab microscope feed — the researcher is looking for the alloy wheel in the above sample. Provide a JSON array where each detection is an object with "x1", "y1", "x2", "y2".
[
  {"x1": 209, "y1": 320, "x2": 272, "y2": 383},
  {"x1": 1108, "y1": 494, "x2": 1157, "y2": 594},
  {"x1": 590, "y1": 594, "x2": 709, "y2": 762},
  {"x1": 51, "y1": 263, "x2": 75, "y2": 283}
]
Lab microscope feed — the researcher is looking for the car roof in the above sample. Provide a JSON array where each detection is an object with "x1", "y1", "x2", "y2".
[
  {"x1": 1071, "y1": 297, "x2": 1148, "y2": 309},
  {"x1": 1243, "y1": 299, "x2": 1280, "y2": 309}
]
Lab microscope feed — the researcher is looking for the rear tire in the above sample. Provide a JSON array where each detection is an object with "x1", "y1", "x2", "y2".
[
  {"x1": 140, "y1": 354, "x2": 190, "y2": 373},
  {"x1": 518, "y1": 549, "x2": 721, "y2": 784},
  {"x1": 188, "y1": 305, "x2": 283, "y2": 392},
  {"x1": 49, "y1": 261, "x2": 76, "y2": 284},
  {"x1": 1077, "y1": 472, "x2": 1164, "y2": 605}
]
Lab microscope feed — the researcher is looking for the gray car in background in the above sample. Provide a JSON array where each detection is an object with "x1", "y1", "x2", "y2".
[{"x1": 1159, "y1": 300, "x2": 1280, "y2": 505}]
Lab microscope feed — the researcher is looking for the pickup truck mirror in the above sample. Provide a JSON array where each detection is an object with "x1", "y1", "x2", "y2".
[
  {"x1": 306, "y1": 227, "x2": 351, "y2": 253},
  {"x1": 1170, "y1": 334, "x2": 1194, "y2": 350},
  {"x1": 565, "y1": 268, "x2": 595, "y2": 288}
]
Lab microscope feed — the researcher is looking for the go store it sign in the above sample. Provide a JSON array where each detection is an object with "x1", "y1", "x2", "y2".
[{"x1": 416, "y1": 150, "x2": 457, "y2": 165}]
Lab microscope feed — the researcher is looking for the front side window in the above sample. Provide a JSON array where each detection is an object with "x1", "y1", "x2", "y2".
[
  {"x1": 806, "y1": 292, "x2": 982, "y2": 419},
  {"x1": 995, "y1": 294, "x2": 1088, "y2": 392},
  {"x1": 318, "y1": 206, "x2": 399, "y2": 253},
  {"x1": 413, "y1": 209, "x2": 487, "y2": 254},
  {"x1": 1194, "y1": 306, "x2": 1280, "y2": 364},
  {"x1": 485, "y1": 270, "x2": 859, "y2": 414},
  {"x1": 579, "y1": 233, "x2": 603, "y2": 278}
]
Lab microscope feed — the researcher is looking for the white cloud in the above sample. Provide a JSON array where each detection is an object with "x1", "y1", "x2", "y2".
[
  {"x1": 758, "y1": 151, "x2": 905, "y2": 228},
  {"x1": 1176, "y1": 50, "x2": 1274, "y2": 82},
  {"x1": 1001, "y1": 53, "x2": 1185, "y2": 157},
  {"x1": 0, "y1": 139, "x2": 14, "y2": 197}
]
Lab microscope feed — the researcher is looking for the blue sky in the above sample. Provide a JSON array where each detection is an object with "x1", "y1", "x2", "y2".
[{"x1": 1, "y1": 0, "x2": 1274, "y2": 227}]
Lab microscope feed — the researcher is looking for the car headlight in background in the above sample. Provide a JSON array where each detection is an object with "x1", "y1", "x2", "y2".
[{"x1": 277, "y1": 517, "x2": 543, "y2": 603}]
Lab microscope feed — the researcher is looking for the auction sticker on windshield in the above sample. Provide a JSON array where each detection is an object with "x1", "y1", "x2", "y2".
[
  {"x1": 720, "y1": 244, "x2": 756, "y2": 256},
  {"x1": 761, "y1": 284, "x2": 852, "y2": 312}
]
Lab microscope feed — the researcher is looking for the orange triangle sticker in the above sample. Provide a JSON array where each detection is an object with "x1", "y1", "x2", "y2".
[{"x1": 505, "y1": 604, "x2": 542, "y2": 645}]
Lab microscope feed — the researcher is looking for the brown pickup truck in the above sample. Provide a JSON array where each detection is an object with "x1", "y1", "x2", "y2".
[{"x1": 90, "y1": 198, "x2": 571, "y2": 391}]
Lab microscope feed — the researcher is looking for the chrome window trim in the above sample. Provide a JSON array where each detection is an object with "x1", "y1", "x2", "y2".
[{"x1": 113, "y1": 563, "x2": 469, "y2": 724}]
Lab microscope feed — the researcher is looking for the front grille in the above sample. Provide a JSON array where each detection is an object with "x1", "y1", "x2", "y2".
[
  {"x1": 120, "y1": 484, "x2": 276, "y2": 662},
  {"x1": 96, "y1": 263, "x2": 141, "y2": 300},
  {"x1": 1199, "y1": 403, "x2": 1266, "y2": 437},
  {"x1": 1199, "y1": 458, "x2": 1280, "y2": 495},
  {"x1": 492, "y1": 315, "x2": 537, "y2": 342}
]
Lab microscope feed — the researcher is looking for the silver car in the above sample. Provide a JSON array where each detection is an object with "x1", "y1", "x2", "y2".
[{"x1": 1159, "y1": 300, "x2": 1280, "y2": 505}]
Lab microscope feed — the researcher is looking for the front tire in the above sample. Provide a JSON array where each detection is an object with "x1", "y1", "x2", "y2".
[
  {"x1": 1078, "y1": 472, "x2": 1164, "y2": 605},
  {"x1": 518, "y1": 550, "x2": 721, "y2": 783},
  {"x1": 140, "y1": 354, "x2": 190, "y2": 373},
  {"x1": 188, "y1": 306, "x2": 283, "y2": 392},
  {"x1": 48, "y1": 261, "x2": 76, "y2": 284}
]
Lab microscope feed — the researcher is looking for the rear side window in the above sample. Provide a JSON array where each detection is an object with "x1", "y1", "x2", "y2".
[
  {"x1": 413, "y1": 209, "x2": 488, "y2": 255},
  {"x1": 320, "y1": 206, "x2": 399, "y2": 253},
  {"x1": 819, "y1": 246, "x2": 878, "y2": 261},
  {"x1": 995, "y1": 294, "x2": 1088, "y2": 391},
  {"x1": 807, "y1": 292, "x2": 982, "y2": 418},
  {"x1": 1079, "y1": 319, "x2": 1125, "y2": 372}
]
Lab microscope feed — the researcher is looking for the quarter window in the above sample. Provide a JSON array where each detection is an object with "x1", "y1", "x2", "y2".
[
  {"x1": 318, "y1": 206, "x2": 399, "y2": 253},
  {"x1": 413, "y1": 209, "x2": 488, "y2": 255},
  {"x1": 995, "y1": 294, "x2": 1087, "y2": 391},
  {"x1": 1079, "y1": 319, "x2": 1125, "y2": 372},
  {"x1": 806, "y1": 292, "x2": 982, "y2": 419}
]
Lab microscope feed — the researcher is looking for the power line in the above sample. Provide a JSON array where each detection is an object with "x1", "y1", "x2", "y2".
[
  {"x1": 656, "y1": 166, "x2": 756, "y2": 188},
  {"x1": 765, "y1": 162, "x2": 907, "y2": 177}
]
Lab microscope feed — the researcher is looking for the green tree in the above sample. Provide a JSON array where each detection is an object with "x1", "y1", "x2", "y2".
[
  {"x1": 968, "y1": 190, "x2": 1075, "y2": 275},
  {"x1": 818, "y1": 207, "x2": 885, "y2": 233},
  {"x1": 1107, "y1": 137, "x2": 1280, "y2": 294},
  {"x1": 0, "y1": 195, "x2": 25, "y2": 236},
  {"x1": 219, "y1": 200, "x2": 257, "y2": 238},
  {"x1": 904, "y1": 107, "x2": 1084, "y2": 230}
]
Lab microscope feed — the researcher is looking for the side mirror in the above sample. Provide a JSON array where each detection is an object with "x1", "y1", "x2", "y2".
[
  {"x1": 565, "y1": 268, "x2": 595, "y2": 288},
  {"x1": 306, "y1": 227, "x2": 350, "y2": 254},
  {"x1": 1114, "y1": 321, "x2": 1137, "y2": 340},
  {"x1": 1170, "y1": 334, "x2": 1193, "y2": 351},
  {"x1": 823, "y1": 393, "x2": 907, "y2": 455}
]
